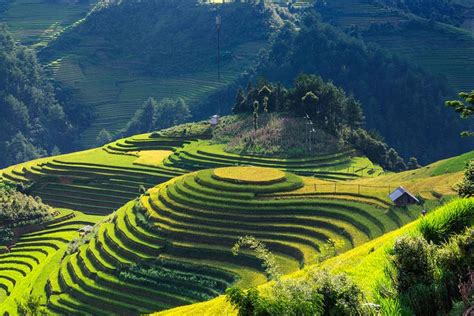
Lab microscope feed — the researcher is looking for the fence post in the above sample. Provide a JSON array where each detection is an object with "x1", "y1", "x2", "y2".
[
  {"x1": 334, "y1": 183, "x2": 337, "y2": 193},
  {"x1": 358, "y1": 184, "x2": 360, "y2": 195},
  {"x1": 314, "y1": 184, "x2": 317, "y2": 192}
]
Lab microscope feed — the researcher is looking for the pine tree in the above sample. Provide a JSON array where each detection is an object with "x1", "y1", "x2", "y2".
[
  {"x1": 446, "y1": 90, "x2": 474, "y2": 137},
  {"x1": 232, "y1": 88, "x2": 246, "y2": 113},
  {"x1": 96, "y1": 129, "x2": 113, "y2": 146},
  {"x1": 407, "y1": 157, "x2": 421, "y2": 170}
]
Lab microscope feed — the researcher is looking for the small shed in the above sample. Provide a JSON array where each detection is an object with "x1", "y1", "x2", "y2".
[
  {"x1": 210, "y1": 114, "x2": 220, "y2": 127},
  {"x1": 389, "y1": 186, "x2": 419, "y2": 206}
]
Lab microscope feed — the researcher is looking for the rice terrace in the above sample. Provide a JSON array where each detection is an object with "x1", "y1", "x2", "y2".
[{"x1": 0, "y1": 0, "x2": 473, "y2": 315}]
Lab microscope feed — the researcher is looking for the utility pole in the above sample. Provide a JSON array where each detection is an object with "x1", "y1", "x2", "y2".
[
  {"x1": 216, "y1": 13, "x2": 222, "y2": 84},
  {"x1": 215, "y1": 8, "x2": 222, "y2": 115}
]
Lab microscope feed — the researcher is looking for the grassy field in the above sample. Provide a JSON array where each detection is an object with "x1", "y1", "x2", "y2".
[
  {"x1": 320, "y1": 0, "x2": 474, "y2": 92},
  {"x1": 0, "y1": 131, "x2": 386, "y2": 215},
  {"x1": 0, "y1": 0, "x2": 94, "y2": 48},
  {"x1": 47, "y1": 43, "x2": 265, "y2": 146},
  {"x1": 0, "y1": 209, "x2": 102, "y2": 314},
  {"x1": 42, "y1": 166, "x2": 421, "y2": 314},
  {"x1": 0, "y1": 127, "x2": 469, "y2": 314},
  {"x1": 156, "y1": 198, "x2": 474, "y2": 316}
]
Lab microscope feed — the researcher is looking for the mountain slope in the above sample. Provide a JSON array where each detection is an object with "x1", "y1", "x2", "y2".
[{"x1": 38, "y1": 0, "x2": 283, "y2": 146}]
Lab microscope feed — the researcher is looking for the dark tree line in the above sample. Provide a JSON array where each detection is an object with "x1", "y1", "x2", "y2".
[
  {"x1": 257, "y1": 12, "x2": 472, "y2": 164},
  {"x1": 233, "y1": 75, "x2": 410, "y2": 171},
  {"x1": 233, "y1": 74, "x2": 365, "y2": 132},
  {"x1": 118, "y1": 97, "x2": 191, "y2": 139},
  {"x1": 0, "y1": 25, "x2": 90, "y2": 167}
]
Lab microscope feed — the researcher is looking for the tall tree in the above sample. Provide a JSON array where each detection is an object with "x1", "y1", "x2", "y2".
[{"x1": 446, "y1": 90, "x2": 474, "y2": 137}]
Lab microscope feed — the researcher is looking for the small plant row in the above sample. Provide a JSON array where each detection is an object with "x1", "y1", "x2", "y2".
[
  {"x1": 163, "y1": 146, "x2": 361, "y2": 180},
  {"x1": 43, "y1": 166, "x2": 416, "y2": 314},
  {"x1": 47, "y1": 202, "x2": 236, "y2": 314},
  {"x1": 0, "y1": 210, "x2": 95, "y2": 306}
]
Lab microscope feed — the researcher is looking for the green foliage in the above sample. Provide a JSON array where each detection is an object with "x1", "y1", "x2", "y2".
[
  {"x1": 406, "y1": 157, "x2": 421, "y2": 170},
  {"x1": 233, "y1": 74, "x2": 365, "y2": 135},
  {"x1": 0, "y1": 24, "x2": 84, "y2": 167},
  {"x1": 344, "y1": 128, "x2": 406, "y2": 171},
  {"x1": 446, "y1": 90, "x2": 474, "y2": 137},
  {"x1": 418, "y1": 198, "x2": 474, "y2": 244},
  {"x1": 229, "y1": 237, "x2": 366, "y2": 316},
  {"x1": 96, "y1": 128, "x2": 113, "y2": 146},
  {"x1": 0, "y1": 226, "x2": 14, "y2": 245},
  {"x1": 379, "y1": 200, "x2": 474, "y2": 315},
  {"x1": 456, "y1": 159, "x2": 474, "y2": 197},
  {"x1": 16, "y1": 294, "x2": 46, "y2": 316},
  {"x1": 232, "y1": 235, "x2": 282, "y2": 280},
  {"x1": 259, "y1": 12, "x2": 469, "y2": 163},
  {"x1": 226, "y1": 270, "x2": 367, "y2": 316},
  {"x1": 0, "y1": 185, "x2": 52, "y2": 229},
  {"x1": 121, "y1": 97, "x2": 191, "y2": 137},
  {"x1": 387, "y1": 235, "x2": 437, "y2": 293}
]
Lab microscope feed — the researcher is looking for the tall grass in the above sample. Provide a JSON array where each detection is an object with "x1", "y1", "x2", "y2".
[{"x1": 418, "y1": 198, "x2": 474, "y2": 244}]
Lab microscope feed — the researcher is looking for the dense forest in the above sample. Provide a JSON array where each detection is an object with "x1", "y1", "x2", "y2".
[
  {"x1": 256, "y1": 12, "x2": 472, "y2": 163},
  {"x1": 0, "y1": 25, "x2": 90, "y2": 168}
]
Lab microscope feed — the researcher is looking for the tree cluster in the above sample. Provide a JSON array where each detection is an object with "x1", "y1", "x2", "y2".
[
  {"x1": 0, "y1": 182, "x2": 53, "y2": 245},
  {"x1": 119, "y1": 97, "x2": 191, "y2": 138},
  {"x1": 233, "y1": 74, "x2": 365, "y2": 133},
  {"x1": 0, "y1": 25, "x2": 88, "y2": 168},
  {"x1": 227, "y1": 236, "x2": 367, "y2": 315},
  {"x1": 258, "y1": 12, "x2": 471, "y2": 163}
]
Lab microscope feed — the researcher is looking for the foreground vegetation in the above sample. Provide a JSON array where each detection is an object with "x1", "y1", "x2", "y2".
[{"x1": 157, "y1": 198, "x2": 474, "y2": 316}]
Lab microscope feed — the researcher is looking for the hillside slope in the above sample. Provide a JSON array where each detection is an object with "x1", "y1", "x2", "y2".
[
  {"x1": 0, "y1": 0, "x2": 95, "y2": 49},
  {"x1": 318, "y1": 0, "x2": 474, "y2": 92},
  {"x1": 0, "y1": 124, "x2": 468, "y2": 314},
  {"x1": 38, "y1": 0, "x2": 282, "y2": 146}
]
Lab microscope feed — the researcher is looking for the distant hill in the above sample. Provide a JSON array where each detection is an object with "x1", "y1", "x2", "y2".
[
  {"x1": 0, "y1": 0, "x2": 94, "y2": 49},
  {"x1": 318, "y1": 0, "x2": 474, "y2": 92},
  {"x1": 38, "y1": 0, "x2": 283, "y2": 146},
  {"x1": 258, "y1": 12, "x2": 473, "y2": 163}
]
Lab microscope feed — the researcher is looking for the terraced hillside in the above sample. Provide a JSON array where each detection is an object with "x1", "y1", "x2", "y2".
[
  {"x1": 0, "y1": 134, "x2": 191, "y2": 214},
  {"x1": 46, "y1": 47, "x2": 263, "y2": 146},
  {"x1": 0, "y1": 130, "x2": 383, "y2": 215},
  {"x1": 156, "y1": 198, "x2": 474, "y2": 316},
  {"x1": 46, "y1": 166, "x2": 417, "y2": 314},
  {"x1": 37, "y1": 1, "x2": 277, "y2": 147},
  {"x1": 319, "y1": 0, "x2": 474, "y2": 92},
  {"x1": 0, "y1": 209, "x2": 103, "y2": 313},
  {"x1": 0, "y1": 0, "x2": 94, "y2": 48}
]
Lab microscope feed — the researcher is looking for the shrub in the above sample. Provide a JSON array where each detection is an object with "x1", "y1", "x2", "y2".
[
  {"x1": 228, "y1": 236, "x2": 366, "y2": 316},
  {"x1": 418, "y1": 198, "x2": 474, "y2": 244},
  {"x1": 456, "y1": 159, "x2": 473, "y2": 198},
  {"x1": 0, "y1": 227, "x2": 14, "y2": 245},
  {"x1": 16, "y1": 294, "x2": 46, "y2": 316},
  {"x1": 0, "y1": 186, "x2": 52, "y2": 227},
  {"x1": 387, "y1": 235, "x2": 437, "y2": 293}
]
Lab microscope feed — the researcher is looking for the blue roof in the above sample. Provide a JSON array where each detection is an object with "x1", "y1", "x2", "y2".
[{"x1": 389, "y1": 186, "x2": 419, "y2": 203}]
